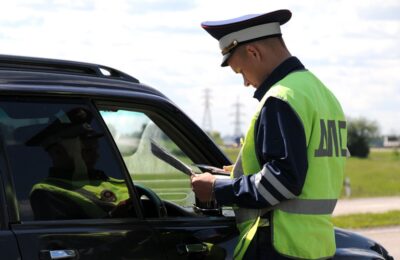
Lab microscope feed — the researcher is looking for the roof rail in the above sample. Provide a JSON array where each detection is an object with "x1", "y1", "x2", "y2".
[{"x1": 0, "y1": 54, "x2": 139, "y2": 83}]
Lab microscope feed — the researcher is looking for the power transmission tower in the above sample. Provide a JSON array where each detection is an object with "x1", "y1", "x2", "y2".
[
  {"x1": 202, "y1": 88, "x2": 213, "y2": 132},
  {"x1": 232, "y1": 96, "x2": 244, "y2": 138}
]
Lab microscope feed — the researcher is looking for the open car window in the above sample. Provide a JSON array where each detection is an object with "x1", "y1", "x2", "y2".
[{"x1": 99, "y1": 109, "x2": 200, "y2": 208}]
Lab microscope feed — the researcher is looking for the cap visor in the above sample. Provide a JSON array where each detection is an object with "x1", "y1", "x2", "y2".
[{"x1": 221, "y1": 53, "x2": 231, "y2": 67}]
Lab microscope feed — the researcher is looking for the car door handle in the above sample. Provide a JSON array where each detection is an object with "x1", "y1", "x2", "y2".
[
  {"x1": 39, "y1": 249, "x2": 78, "y2": 260},
  {"x1": 177, "y1": 243, "x2": 208, "y2": 255}
]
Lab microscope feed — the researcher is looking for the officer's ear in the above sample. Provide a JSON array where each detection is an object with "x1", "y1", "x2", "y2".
[{"x1": 244, "y1": 44, "x2": 262, "y2": 63}]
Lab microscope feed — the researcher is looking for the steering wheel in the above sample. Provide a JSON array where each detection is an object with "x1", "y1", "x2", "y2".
[{"x1": 134, "y1": 183, "x2": 168, "y2": 218}]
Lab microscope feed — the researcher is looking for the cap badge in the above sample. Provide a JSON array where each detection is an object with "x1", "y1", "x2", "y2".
[
  {"x1": 100, "y1": 189, "x2": 117, "y2": 202},
  {"x1": 221, "y1": 40, "x2": 238, "y2": 55}
]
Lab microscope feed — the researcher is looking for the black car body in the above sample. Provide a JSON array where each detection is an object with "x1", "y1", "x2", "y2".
[{"x1": 0, "y1": 55, "x2": 393, "y2": 260}]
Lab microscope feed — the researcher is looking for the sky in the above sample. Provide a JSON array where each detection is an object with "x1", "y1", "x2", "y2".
[{"x1": 0, "y1": 0, "x2": 399, "y2": 137}]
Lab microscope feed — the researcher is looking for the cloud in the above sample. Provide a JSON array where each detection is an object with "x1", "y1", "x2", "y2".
[
  {"x1": 22, "y1": 0, "x2": 95, "y2": 12},
  {"x1": 0, "y1": 17, "x2": 43, "y2": 28},
  {"x1": 0, "y1": 0, "x2": 398, "y2": 136},
  {"x1": 127, "y1": 0, "x2": 196, "y2": 14},
  {"x1": 359, "y1": 4, "x2": 400, "y2": 21}
]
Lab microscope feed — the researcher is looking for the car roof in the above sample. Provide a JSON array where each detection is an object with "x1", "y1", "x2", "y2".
[{"x1": 0, "y1": 54, "x2": 168, "y2": 99}]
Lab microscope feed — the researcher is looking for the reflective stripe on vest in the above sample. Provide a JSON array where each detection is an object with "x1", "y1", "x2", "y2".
[
  {"x1": 232, "y1": 152, "x2": 337, "y2": 224},
  {"x1": 231, "y1": 70, "x2": 346, "y2": 260}
]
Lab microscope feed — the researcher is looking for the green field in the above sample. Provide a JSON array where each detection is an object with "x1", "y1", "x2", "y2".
[
  {"x1": 333, "y1": 210, "x2": 400, "y2": 229},
  {"x1": 133, "y1": 172, "x2": 193, "y2": 206},
  {"x1": 222, "y1": 147, "x2": 241, "y2": 163},
  {"x1": 343, "y1": 149, "x2": 400, "y2": 197},
  {"x1": 221, "y1": 147, "x2": 400, "y2": 198}
]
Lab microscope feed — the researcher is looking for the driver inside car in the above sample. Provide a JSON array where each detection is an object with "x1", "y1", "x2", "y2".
[{"x1": 28, "y1": 108, "x2": 132, "y2": 220}]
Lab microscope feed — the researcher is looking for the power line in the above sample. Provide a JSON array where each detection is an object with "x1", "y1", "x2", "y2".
[
  {"x1": 232, "y1": 96, "x2": 244, "y2": 138},
  {"x1": 202, "y1": 88, "x2": 213, "y2": 132}
]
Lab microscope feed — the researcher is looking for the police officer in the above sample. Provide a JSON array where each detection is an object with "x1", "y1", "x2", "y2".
[
  {"x1": 28, "y1": 108, "x2": 131, "y2": 220},
  {"x1": 191, "y1": 10, "x2": 347, "y2": 259}
]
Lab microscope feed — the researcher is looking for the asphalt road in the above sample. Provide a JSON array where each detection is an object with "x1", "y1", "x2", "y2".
[
  {"x1": 333, "y1": 196, "x2": 400, "y2": 216},
  {"x1": 353, "y1": 226, "x2": 400, "y2": 260}
]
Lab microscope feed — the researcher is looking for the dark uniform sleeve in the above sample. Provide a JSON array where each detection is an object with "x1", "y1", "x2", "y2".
[{"x1": 214, "y1": 97, "x2": 308, "y2": 208}]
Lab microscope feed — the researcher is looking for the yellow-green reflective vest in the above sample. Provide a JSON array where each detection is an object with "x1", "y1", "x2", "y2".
[
  {"x1": 31, "y1": 177, "x2": 130, "y2": 218},
  {"x1": 232, "y1": 70, "x2": 347, "y2": 259}
]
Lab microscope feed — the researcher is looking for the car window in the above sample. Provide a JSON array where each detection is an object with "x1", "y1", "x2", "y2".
[
  {"x1": 100, "y1": 109, "x2": 198, "y2": 208},
  {"x1": 0, "y1": 98, "x2": 133, "y2": 221}
]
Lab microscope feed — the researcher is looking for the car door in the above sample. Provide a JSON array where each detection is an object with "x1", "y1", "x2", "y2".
[
  {"x1": 97, "y1": 98, "x2": 239, "y2": 259},
  {"x1": 0, "y1": 97, "x2": 163, "y2": 260},
  {"x1": 0, "y1": 163, "x2": 21, "y2": 260}
]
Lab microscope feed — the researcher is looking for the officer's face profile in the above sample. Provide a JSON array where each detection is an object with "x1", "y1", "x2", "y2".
[{"x1": 228, "y1": 44, "x2": 263, "y2": 88}]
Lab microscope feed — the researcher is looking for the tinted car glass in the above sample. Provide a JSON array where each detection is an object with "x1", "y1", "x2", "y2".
[{"x1": 0, "y1": 98, "x2": 130, "y2": 221}]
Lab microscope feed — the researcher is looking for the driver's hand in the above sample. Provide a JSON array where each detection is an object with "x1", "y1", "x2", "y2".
[{"x1": 191, "y1": 172, "x2": 216, "y2": 203}]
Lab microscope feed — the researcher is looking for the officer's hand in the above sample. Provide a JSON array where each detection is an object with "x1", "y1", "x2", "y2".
[
  {"x1": 191, "y1": 172, "x2": 216, "y2": 203},
  {"x1": 223, "y1": 165, "x2": 234, "y2": 172}
]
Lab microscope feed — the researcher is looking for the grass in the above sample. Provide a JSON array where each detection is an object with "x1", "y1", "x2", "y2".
[
  {"x1": 222, "y1": 147, "x2": 241, "y2": 163},
  {"x1": 221, "y1": 147, "x2": 400, "y2": 198},
  {"x1": 343, "y1": 149, "x2": 400, "y2": 198},
  {"x1": 132, "y1": 172, "x2": 192, "y2": 206},
  {"x1": 332, "y1": 210, "x2": 400, "y2": 229}
]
